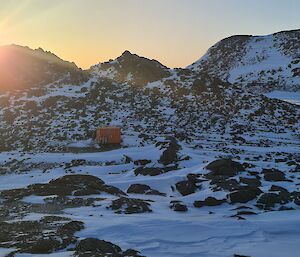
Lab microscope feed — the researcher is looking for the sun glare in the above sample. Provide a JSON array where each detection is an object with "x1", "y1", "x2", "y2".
[{"x1": 0, "y1": 0, "x2": 33, "y2": 30}]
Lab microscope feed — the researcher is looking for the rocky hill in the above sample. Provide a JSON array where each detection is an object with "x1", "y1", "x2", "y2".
[
  {"x1": 90, "y1": 50, "x2": 171, "y2": 87},
  {"x1": 0, "y1": 45, "x2": 87, "y2": 91},
  {"x1": 188, "y1": 29, "x2": 300, "y2": 93},
  {"x1": 0, "y1": 35, "x2": 299, "y2": 152}
]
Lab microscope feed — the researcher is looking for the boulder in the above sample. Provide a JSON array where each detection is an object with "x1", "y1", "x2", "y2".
[
  {"x1": 239, "y1": 177, "x2": 261, "y2": 187},
  {"x1": 134, "y1": 159, "x2": 152, "y2": 166},
  {"x1": 228, "y1": 187, "x2": 262, "y2": 203},
  {"x1": 134, "y1": 167, "x2": 164, "y2": 176},
  {"x1": 176, "y1": 180, "x2": 198, "y2": 196},
  {"x1": 75, "y1": 238, "x2": 122, "y2": 254},
  {"x1": 206, "y1": 159, "x2": 245, "y2": 177},
  {"x1": 0, "y1": 216, "x2": 84, "y2": 254},
  {"x1": 263, "y1": 168, "x2": 287, "y2": 182},
  {"x1": 256, "y1": 193, "x2": 282, "y2": 208},
  {"x1": 209, "y1": 177, "x2": 241, "y2": 192},
  {"x1": 109, "y1": 197, "x2": 152, "y2": 214},
  {"x1": 194, "y1": 197, "x2": 226, "y2": 208},
  {"x1": 1, "y1": 174, "x2": 126, "y2": 201},
  {"x1": 169, "y1": 201, "x2": 188, "y2": 212},
  {"x1": 127, "y1": 184, "x2": 165, "y2": 196},
  {"x1": 159, "y1": 137, "x2": 181, "y2": 166}
]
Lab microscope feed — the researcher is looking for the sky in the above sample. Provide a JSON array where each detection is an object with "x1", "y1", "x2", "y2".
[{"x1": 0, "y1": 0, "x2": 299, "y2": 69}]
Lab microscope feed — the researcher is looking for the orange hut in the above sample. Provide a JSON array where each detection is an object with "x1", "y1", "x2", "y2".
[{"x1": 96, "y1": 127, "x2": 121, "y2": 144}]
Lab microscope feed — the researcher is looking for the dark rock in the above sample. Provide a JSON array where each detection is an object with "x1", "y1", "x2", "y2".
[
  {"x1": 206, "y1": 159, "x2": 245, "y2": 177},
  {"x1": 123, "y1": 248, "x2": 145, "y2": 256},
  {"x1": 1, "y1": 174, "x2": 126, "y2": 201},
  {"x1": 232, "y1": 206, "x2": 253, "y2": 210},
  {"x1": 209, "y1": 177, "x2": 241, "y2": 192},
  {"x1": 159, "y1": 137, "x2": 181, "y2": 166},
  {"x1": 0, "y1": 216, "x2": 84, "y2": 254},
  {"x1": 24, "y1": 239, "x2": 61, "y2": 254},
  {"x1": 229, "y1": 187, "x2": 262, "y2": 203},
  {"x1": 44, "y1": 196, "x2": 104, "y2": 209},
  {"x1": 239, "y1": 177, "x2": 261, "y2": 187},
  {"x1": 134, "y1": 159, "x2": 152, "y2": 166},
  {"x1": 187, "y1": 173, "x2": 207, "y2": 183},
  {"x1": 75, "y1": 238, "x2": 122, "y2": 254},
  {"x1": 269, "y1": 185, "x2": 289, "y2": 193},
  {"x1": 123, "y1": 155, "x2": 133, "y2": 164},
  {"x1": 236, "y1": 211, "x2": 257, "y2": 216},
  {"x1": 127, "y1": 184, "x2": 165, "y2": 196},
  {"x1": 102, "y1": 50, "x2": 171, "y2": 86},
  {"x1": 170, "y1": 201, "x2": 188, "y2": 212},
  {"x1": 134, "y1": 167, "x2": 164, "y2": 176},
  {"x1": 176, "y1": 180, "x2": 198, "y2": 196},
  {"x1": 109, "y1": 197, "x2": 152, "y2": 214},
  {"x1": 263, "y1": 168, "x2": 287, "y2": 182},
  {"x1": 194, "y1": 197, "x2": 226, "y2": 208},
  {"x1": 256, "y1": 193, "x2": 283, "y2": 208}
]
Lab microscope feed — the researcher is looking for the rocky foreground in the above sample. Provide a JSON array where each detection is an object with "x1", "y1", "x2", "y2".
[{"x1": 0, "y1": 135, "x2": 299, "y2": 256}]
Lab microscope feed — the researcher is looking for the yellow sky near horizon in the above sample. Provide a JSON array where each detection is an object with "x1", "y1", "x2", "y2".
[{"x1": 0, "y1": 0, "x2": 299, "y2": 69}]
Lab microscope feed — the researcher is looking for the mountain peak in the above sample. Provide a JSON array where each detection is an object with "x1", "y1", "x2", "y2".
[
  {"x1": 187, "y1": 29, "x2": 300, "y2": 92},
  {"x1": 0, "y1": 44, "x2": 87, "y2": 90},
  {"x1": 121, "y1": 50, "x2": 133, "y2": 57},
  {"x1": 91, "y1": 50, "x2": 171, "y2": 86}
]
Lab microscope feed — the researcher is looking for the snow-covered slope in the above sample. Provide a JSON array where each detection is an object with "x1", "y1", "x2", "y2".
[
  {"x1": 0, "y1": 31, "x2": 299, "y2": 257},
  {"x1": 188, "y1": 29, "x2": 300, "y2": 92}
]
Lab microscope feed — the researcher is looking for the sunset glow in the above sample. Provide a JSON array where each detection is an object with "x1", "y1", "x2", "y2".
[{"x1": 0, "y1": 0, "x2": 299, "y2": 69}]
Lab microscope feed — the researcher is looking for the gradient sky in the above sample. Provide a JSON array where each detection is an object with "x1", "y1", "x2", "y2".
[{"x1": 0, "y1": 0, "x2": 299, "y2": 69}]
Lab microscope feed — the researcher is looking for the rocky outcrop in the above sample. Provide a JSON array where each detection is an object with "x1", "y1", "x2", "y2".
[
  {"x1": 194, "y1": 197, "x2": 226, "y2": 208},
  {"x1": 228, "y1": 187, "x2": 262, "y2": 204},
  {"x1": 108, "y1": 197, "x2": 152, "y2": 214},
  {"x1": 206, "y1": 159, "x2": 245, "y2": 177},
  {"x1": 0, "y1": 45, "x2": 87, "y2": 91},
  {"x1": 127, "y1": 184, "x2": 165, "y2": 196},
  {"x1": 75, "y1": 238, "x2": 144, "y2": 257},
  {"x1": 0, "y1": 216, "x2": 84, "y2": 255},
  {"x1": 0, "y1": 174, "x2": 126, "y2": 201},
  {"x1": 90, "y1": 50, "x2": 170, "y2": 86},
  {"x1": 169, "y1": 201, "x2": 188, "y2": 212}
]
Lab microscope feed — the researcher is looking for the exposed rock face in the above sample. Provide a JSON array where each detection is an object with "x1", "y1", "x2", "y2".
[
  {"x1": 169, "y1": 201, "x2": 188, "y2": 212},
  {"x1": 194, "y1": 197, "x2": 226, "y2": 208},
  {"x1": 75, "y1": 238, "x2": 144, "y2": 257},
  {"x1": 206, "y1": 159, "x2": 245, "y2": 177},
  {"x1": 159, "y1": 137, "x2": 181, "y2": 166},
  {"x1": 108, "y1": 197, "x2": 152, "y2": 214},
  {"x1": 75, "y1": 238, "x2": 122, "y2": 255},
  {"x1": 263, "y1": 168, "x2": 288, "y2": 181},
  {"x1": 256, "y1": 193, "x2": 283, "y2": 209},
  {"x1": 0, "y1": 174, "x2": 126, "y2": 201},
  {"x1": 90, "y1": 50, "x2": 171, "y2": 86},
  {"x1": 0, "y1": 45, "x2": 87, "y2": 91},
  {"x1": 127, "y1": 184, "x2": 165, "y2": 196},
  {"x1": 0, "y1": 216, "x2": 84, "y2": 255},
  {"x1": 134, "y1": 167, "x2": 164, "y2": 176},
  {"x1": 176, "y1": 180, "x2": 198, "y2": 196},
  {"x1": 228, "y1": 187, "x2": 262, "y2": 203},
  {"x1": 239, "y1": 177, "x2": 261, "y2": 187}
]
